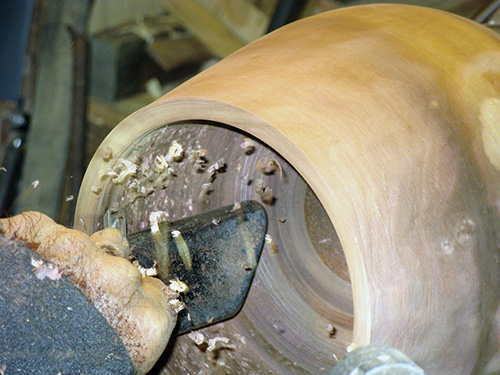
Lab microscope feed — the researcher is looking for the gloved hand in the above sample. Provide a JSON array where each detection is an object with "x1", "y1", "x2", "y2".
[{"x1": 0, "y1": 212, "x2": 178, "y2": 375}]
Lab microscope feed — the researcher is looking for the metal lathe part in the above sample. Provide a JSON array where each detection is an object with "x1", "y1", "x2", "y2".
[{"x1": 331, "y1": 345, "x2": 428, "y2": 375}]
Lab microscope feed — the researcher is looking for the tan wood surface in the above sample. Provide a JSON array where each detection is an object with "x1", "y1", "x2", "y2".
[{"x1": 77, "y1": 5, "x2": 500, "y2": 373}]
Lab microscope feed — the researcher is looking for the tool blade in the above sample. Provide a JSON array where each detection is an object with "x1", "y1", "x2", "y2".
[{"x1": 126, "y1": 200, "x2": 267, "y2": 334}]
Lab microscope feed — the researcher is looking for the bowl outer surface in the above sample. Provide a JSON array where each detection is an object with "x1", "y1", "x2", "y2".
[{"x1": 77, "y1": 5, "x2": 500, "y2": 374}]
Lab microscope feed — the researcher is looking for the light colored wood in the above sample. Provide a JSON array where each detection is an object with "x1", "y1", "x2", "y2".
[
  {"x1": 160, "y1": 0, "x2": 269, "y2": 58},
  {"x1": 77, "y1": 5, "x2": 500, "y2": 374},
  {"x1": 147, "y1": 35, "x2": 209, "y2": 71}
]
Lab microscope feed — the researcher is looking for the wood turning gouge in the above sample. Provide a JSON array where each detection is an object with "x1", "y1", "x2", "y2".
[{"x1": 106, "y1": 200, "x2": 268, "y2": 334}]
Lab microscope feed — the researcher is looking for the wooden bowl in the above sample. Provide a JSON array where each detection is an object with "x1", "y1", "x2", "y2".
[{"x1": 76, "y1": 5, "x2": 500, "y2": 374}]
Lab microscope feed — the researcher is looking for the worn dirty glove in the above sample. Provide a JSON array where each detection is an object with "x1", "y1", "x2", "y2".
[{"x1": 0, "y1": 212, "x2": 179, "y2": 375}]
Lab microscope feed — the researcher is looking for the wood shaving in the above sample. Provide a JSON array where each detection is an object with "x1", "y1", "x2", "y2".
[
  {"x1": 188, "y1": 331, "x2": 205, "y2": 346},
  {"x1": 198, "y1": 182, "x2": 212, "y2": 201},
  {"x1": 162, "y1": 279, "x2": 189, "y2": 306},
  {"x1": 254, "y1": 178, "x2": 274, "y2": 204},
  {"x1": 207, "y1": 337, "x2": 232, "y2": 352},
  {"x1": 257, "y1": 156, "x2": 283, "y2": 178},
  {"x1": 151, "y1": 220, "x2": 159, "y2": 234},
  {"x1": 31, "y1": 258, "x2": 43, "y2": 268},
  {"x1": 168, "y1": 141, "x2": 184, "y2": 162},
  {"x1": 149, "y1": 211, "x2": 169, "y2": 234},
  {"x1": 126, "y1": 179, "x2": 141, "y2": 194},
  {"x1": 346, "y1": 343, "x2": 357, "y2": 353},
  {"x1": 195, "y1": 148, "x2": 207, "y2": 158},
  {"x1": 265, "y1": 234, "x2": 278, "y2": 255},
  {"x1": 101, "y1": 146, "x2": 113, "y2": 161},
  {"x1": 149, "y1": 211, "x2": 170, "y2": 274},
  {"x1": 91, "y1": 185, "x2": 102, "y2": 195},
  {"x1": 172, "y1": 230, "x2": 192, "y2": 271},
  {"x1": 31, "y1": 257, "x2": 61, "y2": 281},
  {"x1": 112, "y1": 159, "x2": 138, "y2": 184},
  {"x1": 254, "y1": 178, "x2": 264, "y2": 195},
  {"x1": 207, "y1": 158, "x2": 225, "y2": 178},
  {"x1": 98, "y1": 168, "x2": 118, "y2": 182},
  {"x1": 35, "y1": 267, "x2": 61, "y2": 281},
  {"x1": 132, "y1": 260, "x2": 158, "y2": 277},
  {"x1": 169, "y1": 298, "x2": 186, "y2": 313},
  {"x1": 261, "y1": 187, "x2": 274, "y2": 204},
  {"x1": 327, "y1": 323, "x2": 337, "y2": 338},
  {"x1": 240, "y1": 137, "x2": 255, "y2": 154},
  {"x1": 154, "y1": 155, "x2": 170, "y2": 172},
  {"x1": 65, "y1": 195, "x2": 74, "y2": 201},
  {"x1": 190, "y1": 148, "x2": 208, "y2": 171},
  {"x1": 169, "y1": 279, "x2": 189, "y2": 293}
]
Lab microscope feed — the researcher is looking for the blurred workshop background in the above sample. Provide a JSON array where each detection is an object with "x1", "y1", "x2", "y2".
[{"x1": 0, "y1": 0, "x2": 497, "y2": 225}]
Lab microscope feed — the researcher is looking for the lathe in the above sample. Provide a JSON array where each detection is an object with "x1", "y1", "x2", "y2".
[{"x1": 71, "y1": 4, "x2": 500, "y2": 374}]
